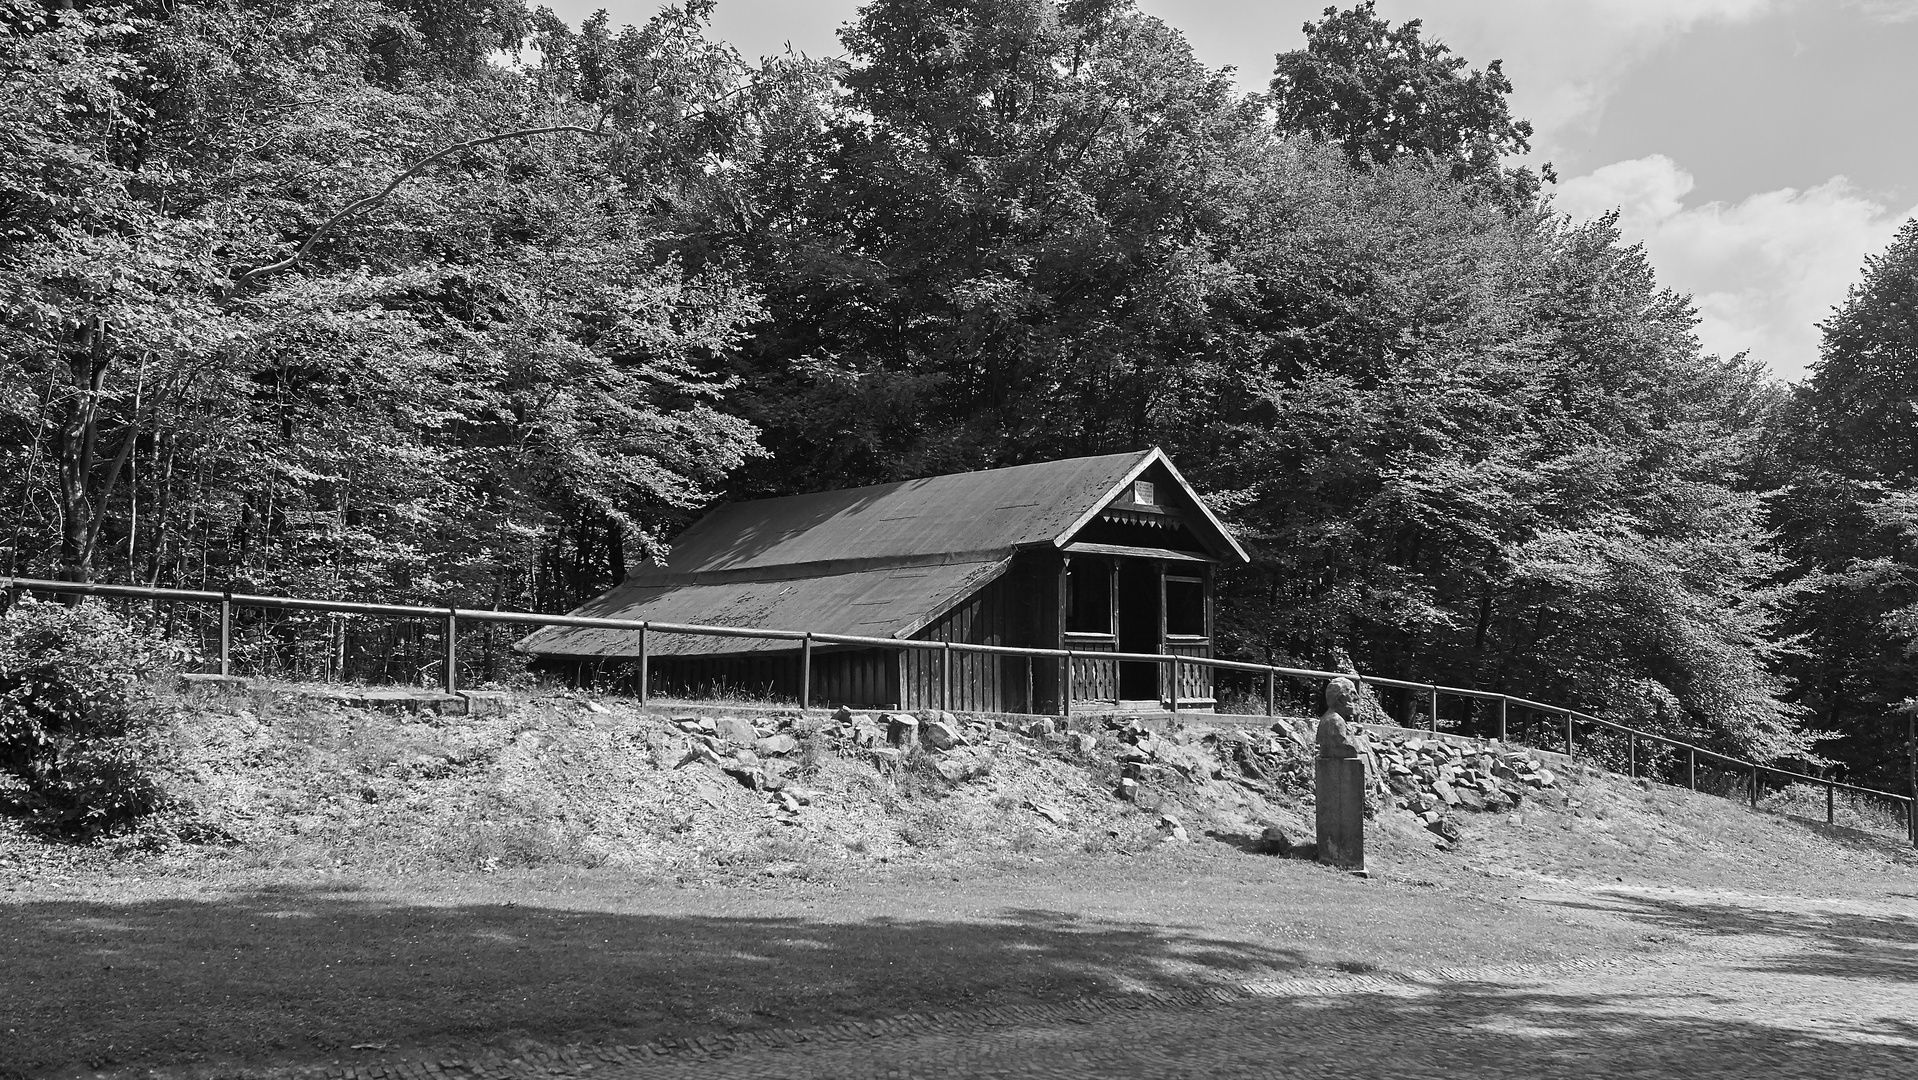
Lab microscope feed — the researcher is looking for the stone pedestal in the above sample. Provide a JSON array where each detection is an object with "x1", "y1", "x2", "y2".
[{"x1": 1316, "y1": 756, "x2": 1366, "y2": 872}]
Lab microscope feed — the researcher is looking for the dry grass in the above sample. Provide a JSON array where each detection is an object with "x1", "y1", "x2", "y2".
[
  {"x1": 1759, "y1": 781, "x2": 1911, "y2": 839},
  {"x1": 1452, "y1": 765, "x2": 1918, "y2": 897}
]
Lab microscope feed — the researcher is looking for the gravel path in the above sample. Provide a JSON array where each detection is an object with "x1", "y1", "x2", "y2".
[{"x1": 297, "y1": 882, "x2": 1918, "y2": 1080}]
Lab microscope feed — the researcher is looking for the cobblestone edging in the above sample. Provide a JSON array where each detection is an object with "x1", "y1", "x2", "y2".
[{"x1": 281, "y1": 951, "x2": 1675, "y2": 1080}]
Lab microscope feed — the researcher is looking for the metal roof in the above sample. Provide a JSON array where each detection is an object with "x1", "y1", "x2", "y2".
[
  {"x1": 519, "y1": 448, "x2": 1246, "y2": 657},
  {"x1": 641, "y1": 450, "x2": 1155, "y2": 572},
  {"x1": 520, "y1": 559, "x2": 1009, "y2": 658}
]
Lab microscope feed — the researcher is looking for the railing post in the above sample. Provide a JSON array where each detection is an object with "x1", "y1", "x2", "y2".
[
  {"x1": 637, "y1": 623, "x2": 649, "y2": 705},
  {"x1": 1024, "y1": 654, "x2": 1033, "y2": 715},
  {"x1": 1062, "y1": 651, "x2": 1074, "y2": 720},
  {"x1": 1564, "y1": 710, "x2": 1574, "y2": 758},
  {"x1": 442, "y1": 606, "x2": 458, "y2": 695},
  {"x1": 219, "y1": 590, "x2": 233, "y2": 677},
  {"x1": 800, "y1": 632, "x2": 813, "y2": 710},
  {"x1": 1498, "y1": 696, "x2": 1508, "y2": 744},
  {"x1": 1909, "y1": 710, "x2": 1917, "y2": 846},
  {"x1": 1750, "y1": 764, "x2": 1759, "y2": 808},
  {"x1": 940, "y1": 640, "x2": 951, "y2": 712},
  {"x1": 1628, "y1": 732, "x2": 1637, "y2": 779},
  {"x1": 1428, "y1": 685, "x2": 1439, "y2": 732},
  {"x1": 1826, "y1": 778, "x2": 1834, "y2": 825},
  {"x1": 1168, "y1": 655, "x2": 1180, "y2": 719},
  {"x1": 1688, "y1": 747, "x2": 1696, "y2": 790},
  {"x1": 1264, "y1": 668, "x2": 1276, "y2": 719}
]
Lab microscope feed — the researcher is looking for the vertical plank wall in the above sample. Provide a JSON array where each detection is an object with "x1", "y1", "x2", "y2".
[
  {"x1": 649, "y1": 647, "x2": 901, "y2": 709},
  {"x1": 902, "y1": 564, "x2": 1040, "y2": 713}
]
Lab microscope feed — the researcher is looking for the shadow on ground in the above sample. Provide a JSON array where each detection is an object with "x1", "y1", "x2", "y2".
[
  {"x1": 6, "y1": 877, "x2": 1918, "y2": 1079},
  {"x1": 1, "y1": 886, "x2": 1309, "y2": 1075}
]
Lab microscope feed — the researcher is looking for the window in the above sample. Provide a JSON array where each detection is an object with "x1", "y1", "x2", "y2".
[
  {"x1": 1131, "y1": 480, "x2": 1156, "y2": 506},
  {"x1": 1066, "y1": 559, "x2": 1112, "y2": 634},
  {"x1": 1165, "y1": 577, "x2": 1206, "y2": 636}
]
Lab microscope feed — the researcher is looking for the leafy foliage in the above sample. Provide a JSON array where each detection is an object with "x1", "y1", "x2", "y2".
[
  {"x1": 1270, "y1": 2, "x2": 1548, "y2": 203},
  {"x1": 0, "y1": 598, "x2": 178, "y2": 835},
  {"x1": 1770, "y1": 219, "x2": 1918, "y2": 787}
]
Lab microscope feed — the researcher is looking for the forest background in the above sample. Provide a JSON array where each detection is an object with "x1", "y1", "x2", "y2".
[{"x1": 4, "y1": 0, "x2": 1916, "y2": 788}]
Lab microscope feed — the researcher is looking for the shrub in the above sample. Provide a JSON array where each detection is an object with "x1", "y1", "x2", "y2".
[
  {"x1": 0, "y1": 598, "x2": 178, "y2": 836},
  {"x1": 900, "y1": 804, "x2": 962, "y2": 848}
]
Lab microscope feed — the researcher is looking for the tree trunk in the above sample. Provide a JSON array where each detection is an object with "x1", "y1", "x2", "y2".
[{"x1": 55, "y1": 320, "x2": 108, "y2": 587}]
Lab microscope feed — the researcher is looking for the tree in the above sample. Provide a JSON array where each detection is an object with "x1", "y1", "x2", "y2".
[
  {"x1": 1198, "y1": 162, "x2": 1804, "y2": 757},
  {"x1": 1270, "y1": 2, "x2": 1548, "y2": 203},
  {"x1": 1, "y1": 0, "x2": 769, "y2": 644},
  {"x1": 725, "y1": 0, "x2": 1266, "y2": 492},
  {"x1": 1770, "y1": 218, "x2": 1918, "y2": 787}
]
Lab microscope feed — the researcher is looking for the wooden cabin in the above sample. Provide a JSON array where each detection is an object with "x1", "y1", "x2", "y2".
[{"x1": 518, "y1": 448, "x2": 1250, "y2": 714}]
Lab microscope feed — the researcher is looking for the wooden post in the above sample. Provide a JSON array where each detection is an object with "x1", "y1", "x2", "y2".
[
  {"x1": 1564, "y1": 711, "x2": 1574, "y2": 758},
  {"x1": 1428, "y1": 685, "x2": 1439, "y2": 732},
  {"x1": 218, "y1": 592, "x2": 232, "y2": 677},
  {"x1": 800, "y1": 632, "x2": 813, "y2": 710},
  {"x1": 1169, "y1": 655, "x2": 1180, "y2": 719},
  {"x1": 1904, "y1": 708, "x2": 1917, "y2": 845},
  {"x1": 1688, "y1": 747, "x2": 1696, "y2": 790},
  {"x1": 1056, "y1": 555, "x2": 1071, "y2": 719},
  {"x1": 940, "y1": 640, "x2": 951, "y2": 712},
  {"x1": 1497, "y1": 697, "x2": 1508, "y2": 744},
  {"x1": 1264, "y1": 669, "x2": 1276, "y2": 719},
  {"x1": 1024, "y1": 655, "x2": 1033, "y2": 715},
  {"x1": 442, "y1": 607, "x2": 458, "y2": 695},
  {"x1": 1826, "y1": 779, "x2": 1835, "y2": 825},
  {"x1": 1155, "y1": 559, "x2": 1168, "y2": 709},
  {"x1": 1750, "y1": 764, "x2": 1759, "y2": 808},
  {"x1": 1628, "y1": 732, "x2": 1637, "y2": 779},
  {"x1": 636, "y1": 624, "x2": 649, "y2": 705}
]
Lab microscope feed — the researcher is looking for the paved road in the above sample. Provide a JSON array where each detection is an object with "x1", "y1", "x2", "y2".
[{"x1": 303, "y1": 883, "x2": 1918, "y2": 1080}]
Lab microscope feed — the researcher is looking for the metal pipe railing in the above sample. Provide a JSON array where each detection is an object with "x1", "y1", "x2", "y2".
[{"x1": 5, "y1": 574, "x2": 1911, "y2": 841}]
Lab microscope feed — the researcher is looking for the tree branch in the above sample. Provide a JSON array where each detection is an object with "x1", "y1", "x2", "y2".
[{"x1": 232, "y1": 123, "x2": 609, "y2": 289}]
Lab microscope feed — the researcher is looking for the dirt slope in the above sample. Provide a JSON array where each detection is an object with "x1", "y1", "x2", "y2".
[{"x1": 3, "y1": 682, "x2": 1909, "y2": 899}]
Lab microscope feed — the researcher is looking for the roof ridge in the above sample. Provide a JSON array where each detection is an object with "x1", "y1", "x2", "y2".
[
  {"x1": 616, "y1": 550, "x2": 1019, "y2": 589},
  {"x1": 724, "y1": 449, "x2": 1154, "y2": 507}
]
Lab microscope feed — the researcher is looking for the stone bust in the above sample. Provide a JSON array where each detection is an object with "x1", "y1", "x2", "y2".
[{"x1": 1316, "y1": 676, "x2": 1363, "y2": 759}]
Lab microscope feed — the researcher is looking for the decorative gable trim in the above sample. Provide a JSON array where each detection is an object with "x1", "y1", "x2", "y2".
[{"x1": 1050, "y1": 447, "x2": 1250, "y2": 564}]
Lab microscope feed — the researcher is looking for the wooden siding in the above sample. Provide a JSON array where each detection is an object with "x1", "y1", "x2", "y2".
[
  {"x1": 647, "y1": 653, "x2": 797, "y2": 701},
  {"x1": 904, "y1": 566, "x2": 1032, "y2": 712},
  {"x1": 815, "y1": 648, "x2": 900, "y2": 709},
  {"x1": 646, "y1": 645, "x2": 900, "y2": 709}
]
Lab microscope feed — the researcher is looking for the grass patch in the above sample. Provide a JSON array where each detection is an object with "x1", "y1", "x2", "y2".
[
  {"x1": 900, "y1": 804, "x2": 965, "y2": 848},
  {"x1": 0, "y1": 856, "x2": 1653, "y2": 1076},
  {"x1": 1760, "y1": 781, "x2": 1911, "y2": 839}
]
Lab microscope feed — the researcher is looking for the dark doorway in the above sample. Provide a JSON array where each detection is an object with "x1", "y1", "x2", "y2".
[{"x1": 1116, "y1": 560, "x2": 1161, "y2": 701}]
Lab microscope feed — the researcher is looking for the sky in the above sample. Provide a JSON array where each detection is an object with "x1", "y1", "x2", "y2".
[{"x1": 543, "y1": 0, "x2": 1918, "y2": 382}]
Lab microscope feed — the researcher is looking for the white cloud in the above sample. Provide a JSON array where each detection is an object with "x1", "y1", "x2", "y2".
[
  {"x1": 1377, "y1": 0, "x2": 1779, "y2": 159},
  {"x1": 1847, "y1": 0, "x2": 1918, "y2": 21},
  {"x1": 1557, "y1": 155, "x2": 1918, "y2": 380}
]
